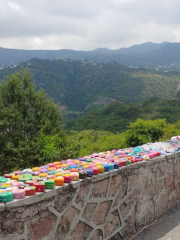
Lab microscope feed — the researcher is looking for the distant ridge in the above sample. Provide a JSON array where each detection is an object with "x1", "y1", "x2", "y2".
[
  {"x1": 94, "y1": 42, "x2": 169, "y2": 54},
  {"x1": 0, "y1": 42, "x2": 180, "y2": 68}
]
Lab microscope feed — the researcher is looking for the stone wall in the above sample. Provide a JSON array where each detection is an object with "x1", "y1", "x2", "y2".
[{"x1": 1, "y1": 152, "x2": 180, "y2": 240}]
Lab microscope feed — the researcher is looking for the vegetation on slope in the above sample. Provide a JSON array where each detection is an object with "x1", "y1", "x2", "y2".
[
  {"x1": 0, "y1": 59, "x2": 180, "y2": 112},
  {"x1": 65, "y1": 97, "x2": 180, "y2": 133}
]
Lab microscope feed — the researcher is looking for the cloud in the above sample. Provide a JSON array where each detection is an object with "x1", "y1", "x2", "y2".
[{"x1": 0, "y1": 0, "x2": 180, "y2": 50}]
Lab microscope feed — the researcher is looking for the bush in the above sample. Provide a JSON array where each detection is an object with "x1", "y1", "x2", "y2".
[{"x1": 125, "y1": 118, "x2": 167, "y2": 147}]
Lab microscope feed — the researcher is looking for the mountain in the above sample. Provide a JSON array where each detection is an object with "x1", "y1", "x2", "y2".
[
  {"x1": 94, "y1": 42, "x2": 180, "y2": 67},
  {"x1": 0, "y1": 42, "x2": 180, "y2": 69},
  {"x1": 93, "y1": 48, "x2": 113, "y2": 53},
  {"x1": 0, "y1": 58, "x2": 180, "y2": 112},
  {"x1": 0, "y1": 47, "x2": 84, "y2": 68},
  {"x1": 94, "y1": 42, "x2": 168, "y2": 54}
]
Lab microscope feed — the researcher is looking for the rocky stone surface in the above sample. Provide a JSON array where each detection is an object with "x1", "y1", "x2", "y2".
[{"x1": 1, "y1": 152, "x2": 180, "y2": 239}]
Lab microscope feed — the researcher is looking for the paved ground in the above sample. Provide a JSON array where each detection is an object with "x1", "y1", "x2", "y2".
[{"x1": 132, "y1": 204, "x2": 180, "y2": 240}]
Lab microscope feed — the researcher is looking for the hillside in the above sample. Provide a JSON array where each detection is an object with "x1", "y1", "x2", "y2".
[
  {"x1": 1, "y1": 42, "x2": 180, "y2": 69},
  {"x1": 1, "y1": 59, "x2": 180, "y2": 112},
  {"x1": 65, "y1": 97, "x2": 180, "y2": 133},
  {"x1": 0, "y1": 59, "x2": 180, "y2": 111}
]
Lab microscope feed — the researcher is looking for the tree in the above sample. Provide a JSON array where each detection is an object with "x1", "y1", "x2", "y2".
[
  {"x1": 0, "y1": 69, "x2": 62, "y2": 174},
  {"x1": 125, "y1": 118, "x2": 167, "y2": 147}
]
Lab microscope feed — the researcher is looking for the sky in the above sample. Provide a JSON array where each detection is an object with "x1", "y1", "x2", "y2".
[{"x1": 0, "y1": 0, "x2": 180, "y2": 51}]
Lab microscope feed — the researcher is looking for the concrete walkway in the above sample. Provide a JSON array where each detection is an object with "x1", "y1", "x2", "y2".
[{"x1": 131, "y1": 204, "x2": 180, "y2": 240}]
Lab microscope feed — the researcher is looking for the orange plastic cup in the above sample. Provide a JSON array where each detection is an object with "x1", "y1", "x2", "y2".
[{"x1": 54, "y1": 177, "x2": 64, "y2": 186}]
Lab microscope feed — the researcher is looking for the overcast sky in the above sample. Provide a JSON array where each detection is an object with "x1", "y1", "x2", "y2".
[{"x1": 0, "y1": 0, "x2": 180, "y2": 50}]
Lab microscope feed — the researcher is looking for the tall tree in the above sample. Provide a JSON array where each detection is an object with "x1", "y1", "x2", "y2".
[{"x1": 0, "y1": 70, "x2": 62, "y2": 174}]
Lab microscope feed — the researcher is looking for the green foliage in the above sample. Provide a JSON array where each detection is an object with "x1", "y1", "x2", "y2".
[
  {"x1": 65, "y1": 97, "x2": 180, "y2": 134},
  {"x1": 125, "y1": 119, "x2": 168, "y2": 147},
  {"x1": 159, "y1": 123, "x2": 180, "y2": 141},
  {"x1": 67, "y1": 130, "x2": 127, "y2": 157},
  {"x1": 177, "y1": 90, "x2": 180, "y2": 97},
  {"x1": 0, "y1": 70, "x2": 62, "y2": 174},
  {"x1": 37, "y1": 132, "x2": 81, "y2": 162},
  {"x1": 37, "y1": 132, "x2": 66, "y2": 162},
  {"x1": 65, "y1": 101, "x2": 141, "y2": 133}
]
